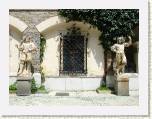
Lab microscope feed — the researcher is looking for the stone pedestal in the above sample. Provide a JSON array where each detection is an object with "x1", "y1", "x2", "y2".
[
  {"x1": 114, "y1": 74, "x2": 129, "y2": 96},
  {"x1": 16, "y1": 76, "x2": 32, "y2": 96},
  {"x1": 106, "y1": 75, "x2": 115, "y2": 88}
]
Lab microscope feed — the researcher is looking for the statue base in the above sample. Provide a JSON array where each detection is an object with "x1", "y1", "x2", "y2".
[
  {"x1": 114, "y1": 74, "x2": 129, "y2": 96},
  {"x1": 16, "y1": 76, "x2": 32, "y2": 96}
]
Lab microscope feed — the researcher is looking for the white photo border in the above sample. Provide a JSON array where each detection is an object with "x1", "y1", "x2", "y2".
[{"x1": 0, "y1": 0, "x2": 148, "y2": 116}]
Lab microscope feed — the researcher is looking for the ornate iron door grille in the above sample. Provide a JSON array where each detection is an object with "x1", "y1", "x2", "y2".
[{"x1": 59, "y1": 31, "x2": 87, "y2": 76}]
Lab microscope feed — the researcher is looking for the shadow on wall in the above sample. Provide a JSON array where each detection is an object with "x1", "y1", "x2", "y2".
[
  {"x1": 88, "y1": 35, "x2": 104, "y2": 69},
  {"x1": 41, "y1": 30, "x2": 60, "y2": 76},
  {"x1": 43, "y1": 30, "x2": 60, "y2": 57},
  {"x1": 9, "y1": 25, "x2": 22, "y2": 42},
  {"x1": 88, "y1": 36, "x2": 105, "y2": 86},
  {"x1": 41, "y1": 22, "x2": 104, "y2": 77},
  {"x1": 44, "y1": 28, "x2": 105, "y2": 70},
  {"x1": 9, "y1": 25, "x2": 22, "y2": 75}
]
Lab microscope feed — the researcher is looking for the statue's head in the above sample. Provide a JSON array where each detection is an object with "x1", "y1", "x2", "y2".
[
  {"x1": 117, "y1": 36, "x2": 125, "y2": 44},
  {"x1": 25, "y1": 36, "x2": 32, "y2": 43}
]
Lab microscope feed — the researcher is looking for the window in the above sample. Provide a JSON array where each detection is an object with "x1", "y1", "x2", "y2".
[{"x1": 59, "y1": 26, "x2": 87, "y2": 76}]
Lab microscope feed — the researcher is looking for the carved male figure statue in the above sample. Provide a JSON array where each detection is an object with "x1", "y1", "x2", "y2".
[
  {"x1": 111, "y1": 36, "x2": 132, "y2": 75},
  {"x1": 16, "y1": 36, "x2": 37, "y2": 77}
]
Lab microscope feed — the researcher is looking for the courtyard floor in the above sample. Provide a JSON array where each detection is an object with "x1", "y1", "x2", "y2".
[{"x1": 9, "y1": 91, "x2": 138, "y2": 106}]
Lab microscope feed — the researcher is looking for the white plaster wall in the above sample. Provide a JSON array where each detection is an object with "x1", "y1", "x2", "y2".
[
  {"x1": 41, "y1": 22, "x2": 104, "y2": 77},
  {"x1": 44, "y1": 77, "x2": 102, "y2": 91},
  {"x1": 9, "y1": 25, "x2": 22, "y2": 76},
  {"x1": 87, "y1": 30, "x2": 104, "y2": 76},
  {"x1": 41, "y1": 31, "x2": 60, "y2": 76}
]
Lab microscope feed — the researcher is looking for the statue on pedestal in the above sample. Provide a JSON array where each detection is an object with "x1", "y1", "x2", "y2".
[
  {"x1": 111, "y1": 36, "x2": 132, "y2": 76},
  {"x1": 16, "y1": 36, "x2": 37, "y2": 77}
]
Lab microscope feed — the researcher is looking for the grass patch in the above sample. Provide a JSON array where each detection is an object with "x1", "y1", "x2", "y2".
[
  {"x1": 97, "y1": 85, "x2": 110, "y2": 91},
  {"x1": 96, "y1": 85, "x2": 111, "y2": 93},
  {"x1": 37, "y1": 85, "x2": 48, "y2": 93},
  {"x1": 9, "y1": 82, "x2": 17, "y2": 93}
]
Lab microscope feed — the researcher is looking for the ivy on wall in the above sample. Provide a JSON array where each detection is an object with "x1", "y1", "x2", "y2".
[
  {"x1": 40, "y1": 34, "x2": 46, "y2": 63},
  {"x1": 40, "y1": 34, "x2": 46, "y2": 83},
  {"x1": 58, "y1": 9, "x2": 139, "y2": 50}
]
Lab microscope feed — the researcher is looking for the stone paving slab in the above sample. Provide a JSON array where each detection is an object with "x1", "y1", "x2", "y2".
[{"x1": 9, "y1": 91, "x2": 139, "y2": 106}]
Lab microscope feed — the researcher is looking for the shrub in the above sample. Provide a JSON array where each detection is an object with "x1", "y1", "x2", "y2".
[
  {"x1": 9, "y1": 82, "x2": 17, "y2": 91},
  {"x1": 9, "y1": 79, "x2": 38, "y2": 94},
  {"x1": 31, "y1": 78, "x2": 38, "y2": 94}
]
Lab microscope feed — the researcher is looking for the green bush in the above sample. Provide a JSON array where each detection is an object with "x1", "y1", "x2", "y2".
[
  {"x1": 31, "y1": 78, "x2": 38, "y2": 94},
  {"x1": 9, "y1": 82, "x2": 17, "y2": 91},
  {"x1": 97, "y1": 85, "x2": 110, "y2": 91},
  {"x1": 37, "y1": 85, "x2": 48, "y2": 93},
  {"x1": 38, "y1": 85, "x2": 45, "y2": 90}
]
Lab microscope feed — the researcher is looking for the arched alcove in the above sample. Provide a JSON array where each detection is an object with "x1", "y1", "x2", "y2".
[
  {"x1": 36, "y1": 16, "x2": 105, "y2": 77},
  {"x1": 9, "y1": 15, "x2": 28, "y2": 76}
]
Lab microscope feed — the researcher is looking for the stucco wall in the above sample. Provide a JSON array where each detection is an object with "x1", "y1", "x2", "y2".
[
  {"x1": 9, "y1": 25, "x2": 22, "y2": 75},
  {"x1": 42, "y1": 32, "x2": 60, "y2": 76},
  {"x1": 87, "y1": 32, "x2": 104, "y2": 77},
  {"x1": 41, "y1": 22, "x2": 104, "y2": 77}
]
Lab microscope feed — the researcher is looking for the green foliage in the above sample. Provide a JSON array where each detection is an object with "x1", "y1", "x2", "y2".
[
  {"x1": 31, "y1": 78, "x2": 38, "y2": 93},
  {"x1": 58, "y1": 9, "x2": 139, "y2": 49},
  {"x1": 40, "y1": 34, "x2": 46, "y2": 83},
  {"x1": 97, "y1": 85, "x2": 110, "y2": 91},
  {"x1": 9, "y1": 82, "x2": 17, "y2": 91},
  {"x1": 9, "y1": 79, "x2": 38, "y2": 94},
  {"x1": 38, "y1": 85, "x2": 45, "y2": 90},
  {"x1": 37, "y1": 85, "x2": 48, "y2": 93},
  {"x1": 40, "y1": 34, "x2": 46, "y2": 63}
]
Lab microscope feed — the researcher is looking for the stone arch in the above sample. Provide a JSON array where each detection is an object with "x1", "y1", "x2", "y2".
[
  {"x1": 36, "y1": 16, "x2": 65, "y2": 33},
  {"x1": 36, "y1": 16, "x2": 99, "y2": 34},
  {"x1": 9, "y1": 15, "x2": 28, "y2": 32}
]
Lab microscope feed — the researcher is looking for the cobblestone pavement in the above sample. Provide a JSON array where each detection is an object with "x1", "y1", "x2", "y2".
[{"x1": 9, "y1": 91, "x2": 138, "y2": 106}]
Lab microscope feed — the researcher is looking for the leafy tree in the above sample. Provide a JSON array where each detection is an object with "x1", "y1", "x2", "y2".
[{"x1": 58, "y1": 9, "x2": 139, "y2": 49}]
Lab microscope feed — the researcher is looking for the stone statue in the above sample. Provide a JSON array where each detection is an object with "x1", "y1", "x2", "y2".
[
  {"x1": 111, "y1": 36, "x2": 132, "y2": 75},
  {"x1": 16, "y1": 36, "x2": 37, "y2": 77}
]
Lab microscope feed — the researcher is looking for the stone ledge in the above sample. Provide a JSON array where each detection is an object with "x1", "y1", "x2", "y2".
[
  {"x1": 44, "y1": 77, "x2": 103, "y2": 91},
  {"x1": 125, "y1": 73, "x2": 138, "y2": 78}
]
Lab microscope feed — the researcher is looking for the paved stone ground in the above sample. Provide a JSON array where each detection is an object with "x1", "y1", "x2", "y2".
[{"x1": 9, "y1": 91, "x2": 138, "y2": 106}]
